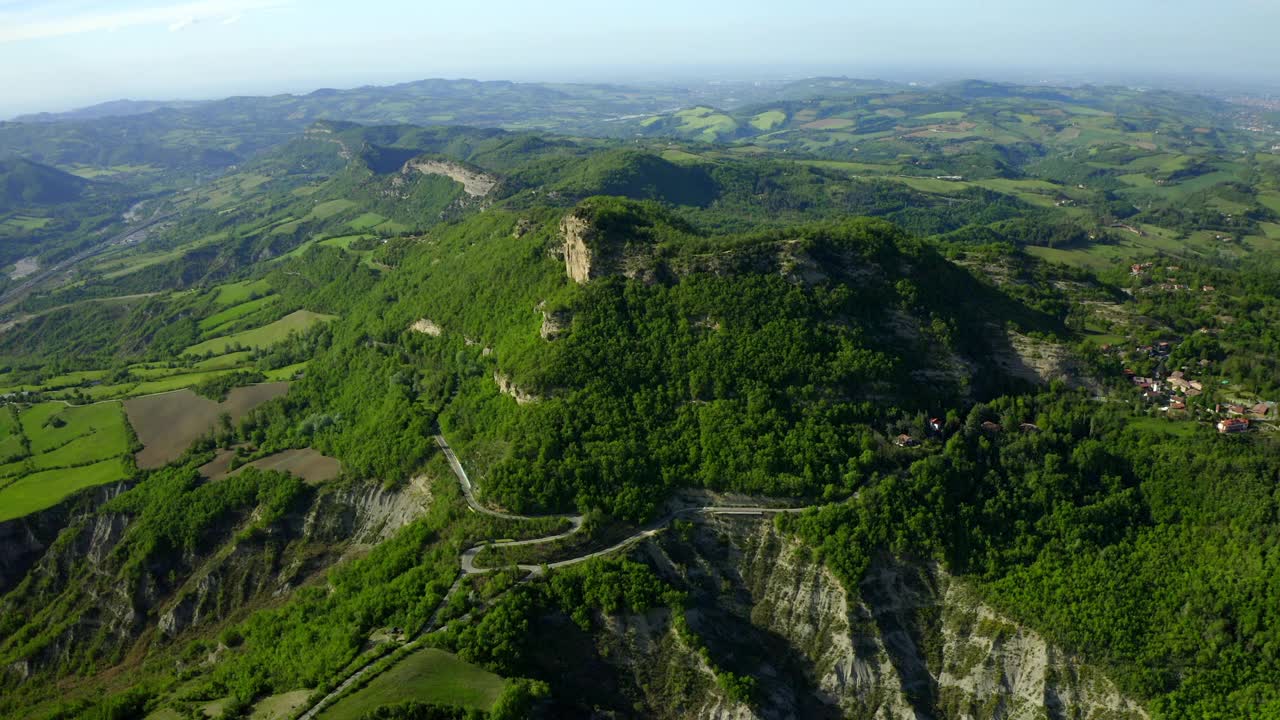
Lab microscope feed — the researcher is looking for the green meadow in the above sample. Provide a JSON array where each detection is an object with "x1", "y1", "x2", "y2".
[
  {"x1": 0, "y1": 402, "x2": 132, "y2": 521},
  {"x1": 183, "y1": 309, "x2": 337, "y2": 356},
  {"x1": 317, "y1": 649, "x2": 506, "y2": 720}
]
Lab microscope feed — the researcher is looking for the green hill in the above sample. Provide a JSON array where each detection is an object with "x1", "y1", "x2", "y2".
[{"x1": 0, "y1": 157, "x2": 89, "y2": 211}]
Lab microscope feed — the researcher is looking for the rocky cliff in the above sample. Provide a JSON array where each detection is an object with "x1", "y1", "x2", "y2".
[
  {"x1": 402, "y1": 159, "x2": 497, "y2": 198},
  {"x1": 560, "y1": 210, "x2": 602, "y2": 284},
  {"x1": 0, "y1": 475, "x2": 431, "y2": 685},
  {"x1": 0, "y1": 481, "x2": 131, "y2": 595},
  {"x1": 579, "y1": 516, "x2": 1149, "y2": 720}
]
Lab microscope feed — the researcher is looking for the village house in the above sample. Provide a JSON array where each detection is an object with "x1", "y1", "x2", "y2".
[
  {"x1": 1218, "y1": 418, "x2": 1249, "y2": 434},
  {"x1": 928, "y1": 417, "x2": 944, "y2": 434},
  {"x1": 895, "y1": 433, "x2": 920, "y2": 447},
  {"x1": 981, "y1": 421, "x2": 1003, "y2": 433},
  {"x1": 1019, "y1": 422, "x2": 1041, "y2": 433}
]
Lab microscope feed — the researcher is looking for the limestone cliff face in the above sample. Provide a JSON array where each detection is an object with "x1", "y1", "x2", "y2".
[
  {"x1": 538, "y1": 305, "x2": 571, "y2": 340},
  {"x1": 627, "y1": 517, "x2": 1147, "y2": 720},
  {"x1": 493, "y1": 371, "x2": 541, "y2": 405},
  {"x1": 401, "y1": 159, "x2": 497, "y2": 198},
  {"x1": 560, "y1": 211, "x2": 599, "y2": 284}
]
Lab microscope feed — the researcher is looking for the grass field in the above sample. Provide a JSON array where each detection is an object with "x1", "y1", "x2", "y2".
[
  {"x1": 130, "y1": 369, "x2": 244, "y2": 396},
  {"x1": 749, "y1": 110, "x2": 786, "y2": 131},
  {"x1": 317, "y1": 234, "x2": 373, "y2": 250},
  {"x1": 264, "y1": 361, "x2": 308, "y2": 381},
  {"x1": 214, "y1": 279, "x2": 273, "y2": 306},
  {"x1": 249, "y1": 690, "x2": 312, "y2": 720},
  {"x1": 199, "y1": 295, "x2": 280, "y2": 332},
  {"x1": 673, "y1": 107, "x2": 738, "y2": 141},
  {"x1": 800, "y1": 118, "x2": 855, "y2": 130},
  {"x1": 0, "y1": 458, "x2": 130, "y2": 521},
  {"x1": 0, "y1": 407, "x2": 24, "y2": 460},
  {"x1": 349, "y1": 212, "x2": 388, "y2": 231},
  {"x1": 66, "y1": 164, "x2": 159, "y2": 179},
  {"x1": 2, "y1": 215, "x2": 52, "y2": 231},
  {"x1": 91, "y1": 233, "x2": 228, "y2": 280},
  {"x1": 304, "y1": 199, "x2": 356, "y2": 221},
  {"x1": 194, "y1": 351, "x2": 255, "y2": 370},
  {"x1": 1128, "y1": 415, "x2": 1201, "y2": 439},
  {"x1": 0, "y1": 400, "x2": 131, "y2": 520},
  {"x1": 183, "y1": 310, "x2": 337, "y2": 356},
  {"x1": 317, "y1": 649, "x2": 506, "y2": 720}
]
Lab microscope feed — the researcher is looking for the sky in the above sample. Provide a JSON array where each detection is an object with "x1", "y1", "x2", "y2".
[{"x1": 1, "y1": 0, "x2": 1278, "y2": 117}]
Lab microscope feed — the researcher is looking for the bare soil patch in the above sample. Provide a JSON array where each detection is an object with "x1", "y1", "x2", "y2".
[
  {"x1": 237, "y1": 448, "x2": 340, "y2": 484},
  {"x1": 10, "y1": 256, "x2": 38, "y2": 280},
  {"x1": 197, "y1": 448, "x2": 238, "y2": 479},
  {"x1": 200, "y1": 447, "x2": 339, "y2": 484},
  {"x1": 126, "y1": 383, "x2": 290, "y2": 469}
]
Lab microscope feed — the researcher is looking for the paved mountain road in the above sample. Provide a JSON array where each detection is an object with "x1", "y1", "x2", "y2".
[
  {"x1": 296, "y1": 435, "x2": 806, "y2": 719},
  {"x1": 435, "y1": 434, "x2": 804, "y2": 577}
]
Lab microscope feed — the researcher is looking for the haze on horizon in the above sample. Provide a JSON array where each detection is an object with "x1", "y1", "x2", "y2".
[{"x1": 1, "y1": 0, "x2": 1277, "y2": 118}]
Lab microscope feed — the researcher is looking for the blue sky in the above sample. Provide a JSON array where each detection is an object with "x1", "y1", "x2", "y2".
[{"x1": 1, "y1": 0, "x2": 1277, "y2": 116}]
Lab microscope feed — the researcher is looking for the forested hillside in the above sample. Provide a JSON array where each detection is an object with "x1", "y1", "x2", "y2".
[{"x1": 0, "y1": 77, "x2": 1279, "y2": 720}]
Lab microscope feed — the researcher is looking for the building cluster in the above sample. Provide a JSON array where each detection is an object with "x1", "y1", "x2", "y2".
[{"x1": 1118, "y1": 338, "x2": 1274, "y2": 432}]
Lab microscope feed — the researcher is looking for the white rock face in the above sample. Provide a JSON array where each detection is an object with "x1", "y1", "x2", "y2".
[
  {"x1": 493, "y1": 371, "x2": 541, "y2": 405},
  {"x1": 401, "y1": 159, "x2": 497, "y2": 197},
  {"x1": 410, "y1": 318, "x2": 442, "y2": 336},
  {"x1": 619, "y1": 517, "x2": 1149, "y2": 720},
  {"x1": 561, "y1": 212, "x2": 596, "y2": 284}
]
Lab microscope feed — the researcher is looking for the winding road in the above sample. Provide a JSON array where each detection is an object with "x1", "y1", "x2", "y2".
[
  {"x1": 437, "y1": 434, "x2": 805, "y2": 577},
  {"x1": 296, "y1": 435, "x2": 807, "y2": 719}
]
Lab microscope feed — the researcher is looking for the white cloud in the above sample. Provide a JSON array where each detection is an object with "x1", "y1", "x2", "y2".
[
  {"x1": 221, "y1": 13, "x2": 242, "y2": 24},
  {"x1": 0, "y1": 0, "x2": 286, "y2": 43}
]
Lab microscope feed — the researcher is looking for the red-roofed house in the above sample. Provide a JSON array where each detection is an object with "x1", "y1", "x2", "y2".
[{"x1": 1218, "y1": 418, "x2": 1249, "y2": 434}]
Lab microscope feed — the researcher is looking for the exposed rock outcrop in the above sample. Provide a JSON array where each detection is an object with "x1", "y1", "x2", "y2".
[
  {"x1": 537, "y1": 301, "x2": 571, "y2": 340},
  {"x1": 0, "y1": 481, "x2": 131, "y2": 594},
  {"x1": 157, "y1": 478, "x2": 431, "y2": 639},
  {"x1": 622, "y1": 516, "x2": 1148, "y2": 720},
  {"x1": 493, "y1": 371, "x2": 541, "y2": 405},
  {"x1": 994, "y1": 328, "x2": 1095, "y2": 391},
  {"x1": 1, "y1": 477, "x2": 433, "y2": 681},
  {"x1": 410, "y1": 318, "x2": 442, "y2": 336},
  {"x1": 561, "y1": 211, "x2": 599, "y2": 284},
  {"x1": 401, "y1": 159, "x2": 497, "y2": 198}
]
